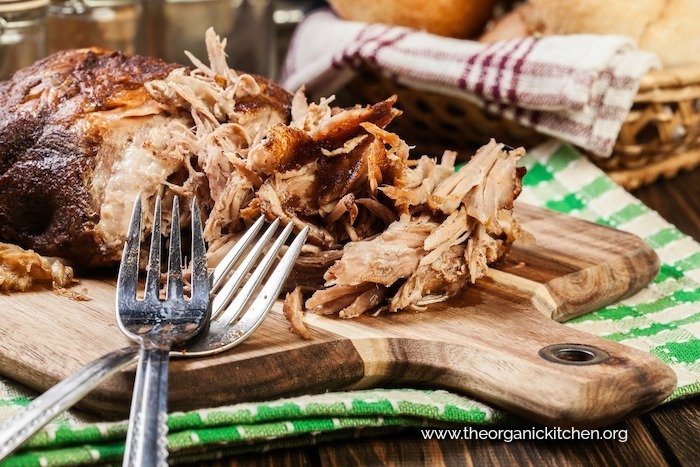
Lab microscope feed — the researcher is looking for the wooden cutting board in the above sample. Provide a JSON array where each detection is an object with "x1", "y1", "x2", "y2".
[{"x1": 0, "y1": 204, "x2": 676, "y2": 428}]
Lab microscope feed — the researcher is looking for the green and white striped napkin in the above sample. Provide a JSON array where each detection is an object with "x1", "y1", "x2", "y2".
[{"x1": 1, "y1": 141, "x2": 698, "y2": 466}]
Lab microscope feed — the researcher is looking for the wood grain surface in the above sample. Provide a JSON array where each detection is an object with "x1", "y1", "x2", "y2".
[
  {"x1": 0, "y1": 204, "x2": 675, "y2": 428},
  {"x1": 314, "y1": 418, "x2": 668, "y2": 467},
  {"x1": 194, "y1": 166, "x2": 700, "y2": 467}
]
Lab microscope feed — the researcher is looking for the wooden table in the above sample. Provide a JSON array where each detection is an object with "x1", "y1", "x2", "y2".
[{"x1": 192, "y1": 166, "x2": 700, "y2": 466}]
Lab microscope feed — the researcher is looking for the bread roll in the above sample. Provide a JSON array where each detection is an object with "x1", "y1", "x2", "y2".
[
  {"x1": 480, "y1": 0, "x2": 700, "y2": 68},
  {"x1": 327, "y1": 0, "x2": 498, "y2": 39},
  {"x1": 639, "y1": 0, "x2": 700, "y2": 68},
  {"x1": 526, "y1": 0, "x2": 664, "y2": 40}
]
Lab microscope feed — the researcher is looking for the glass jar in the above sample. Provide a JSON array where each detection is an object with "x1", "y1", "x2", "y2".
[
  {"x1": 0, "y1": 0, "x2": 48, "y2": 81},
  {"x1": 47, "y1": 0, "x2": 141, "y2": 54},
  {"x1": 142, "y1": 0, "x2": 276, "y2": 78}
]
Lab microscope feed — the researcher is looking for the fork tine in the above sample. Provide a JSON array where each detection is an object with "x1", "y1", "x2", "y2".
[
  {"x1": 210, "y1": 215, "x2": 266, "y2": 292},
  {"x1": 216, "y1": 222, "x2": 295, "y2": 326},
  {"x1": 236, "y1": 226, "x2": 309, "y2": 335},
  {"x1": 189, "y1": 198, "x2": 209, "y2": 309},
  {"x1": 144, "y1": 197, "x2": 162, "y2": 303},
  {"x1": 117, "y1": 196, "x2": 143, "y2": 307},
  {"x1": 210, "y1": 218, "x2": 281, "y2": 319},
  {"x1": 167, "y1": 196, "x2": 184, "y2": 301},
  {"x1": 201, "y1": 226, "x2": 310, "y2": 356},
  {"x1": 182, "y1": 225, "x2": 309, "y2": 357}
]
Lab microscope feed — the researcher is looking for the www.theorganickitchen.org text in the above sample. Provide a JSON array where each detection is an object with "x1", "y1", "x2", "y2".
[{"x1": 421, "y1": 427, "x2": 628, "y2": 443}]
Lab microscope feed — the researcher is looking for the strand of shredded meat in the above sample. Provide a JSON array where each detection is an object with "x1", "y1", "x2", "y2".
[{"x1": 0, "y1": 243, "x2": 78, "y2": 295}]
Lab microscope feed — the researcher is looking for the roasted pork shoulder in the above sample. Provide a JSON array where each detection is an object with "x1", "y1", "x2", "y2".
[
  {"x1": 0, "y1": 40, "x2": 290, "y2": 268},
  {"x1": 0, "y1": 29, "x2": 528, "y2": 334}
]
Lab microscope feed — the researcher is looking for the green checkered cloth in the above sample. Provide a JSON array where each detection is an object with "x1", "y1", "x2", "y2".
[{"x1": 1, "y1": 142, "x2": 699, "y2": 465}]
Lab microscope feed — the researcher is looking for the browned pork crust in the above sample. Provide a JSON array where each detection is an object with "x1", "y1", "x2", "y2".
[
  {"x1": 0, "y1": 46, "x2": 292, "y2": 268},
  {"x1": 0, "y1": 49, "x2": 179, "y2": 267}
]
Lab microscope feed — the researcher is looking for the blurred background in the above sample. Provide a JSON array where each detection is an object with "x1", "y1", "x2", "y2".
[
  {"x1": 0, "y1": 0, "x2": 322, "y2": 81},
  {"x1": 0, "y1": 0, "x2": 697, "y2": 190}
]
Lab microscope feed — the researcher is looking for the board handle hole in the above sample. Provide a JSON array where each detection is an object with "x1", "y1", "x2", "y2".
[{"x1": 539, "y1": 344, "x2": 609, "y2": 365}]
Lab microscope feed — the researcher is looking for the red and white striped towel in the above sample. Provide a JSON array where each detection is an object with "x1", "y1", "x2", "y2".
[{"x1": 282, "y1": 9, "x2": 660, "y2": 157}]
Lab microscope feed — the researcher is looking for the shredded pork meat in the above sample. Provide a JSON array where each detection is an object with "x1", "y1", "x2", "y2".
[
  {"x1": 283, "y1": 287, "x2": 311, "y2": 339},
  {"x1": 0, "y1": 243, "x2": 75, "y2": 292},
  {"x1": 140, "y1": 28, "x2": 530, "y2": 329},
  {"x1": 0, "y1": 29, "x2": 528, "y2": 333},
  {"x1": 304, "y1": 141, "x2": 526, "y2": 318}
]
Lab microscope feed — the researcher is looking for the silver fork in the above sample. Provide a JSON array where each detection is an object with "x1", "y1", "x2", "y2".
[
  {"x1": 117, "y1": 195, "x2": 210, "y2": 466},
  {"x1": 0, "y1": 206, "x2": 309, "y2": 462}
]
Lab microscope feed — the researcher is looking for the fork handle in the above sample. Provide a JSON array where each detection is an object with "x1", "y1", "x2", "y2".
[
  {"x1": 123, "y1": 346, "x2": 170, "y2": 467},
  {"x1": 0, "y1": 346, "x2": 139, "y2": 460}
]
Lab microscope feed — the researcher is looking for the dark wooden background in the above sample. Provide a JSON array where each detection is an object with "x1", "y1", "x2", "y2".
[{"x1": 192, "y1": 166, "x2": 700, "y2": 466}]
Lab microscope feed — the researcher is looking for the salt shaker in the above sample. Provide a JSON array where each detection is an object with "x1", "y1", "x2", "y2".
[
  {"x1": 47, "y1": 0, "x2": 141, "y2": 54},
  {"x1": 0, "y1": 0, "x2": 48, "y2": 80}
]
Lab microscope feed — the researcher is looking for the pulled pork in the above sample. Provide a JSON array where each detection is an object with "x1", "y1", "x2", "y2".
[
  {"x1": 306, "y1": 140, "x2": 527, "y2": 318},
  {"x1": 141, "y1": 29, "x2": 528, "y2": 336},
  {"x1": 0, "y1": 243, "x2": 75, "y2": 293},
  {"x1": 0, "y1": 28, "x2": 526, "y2": 335}
]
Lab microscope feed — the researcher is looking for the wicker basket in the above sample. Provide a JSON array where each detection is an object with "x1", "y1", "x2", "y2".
[{"x1": 339, "y1": 65, "x2": 700, "y2": 190}]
